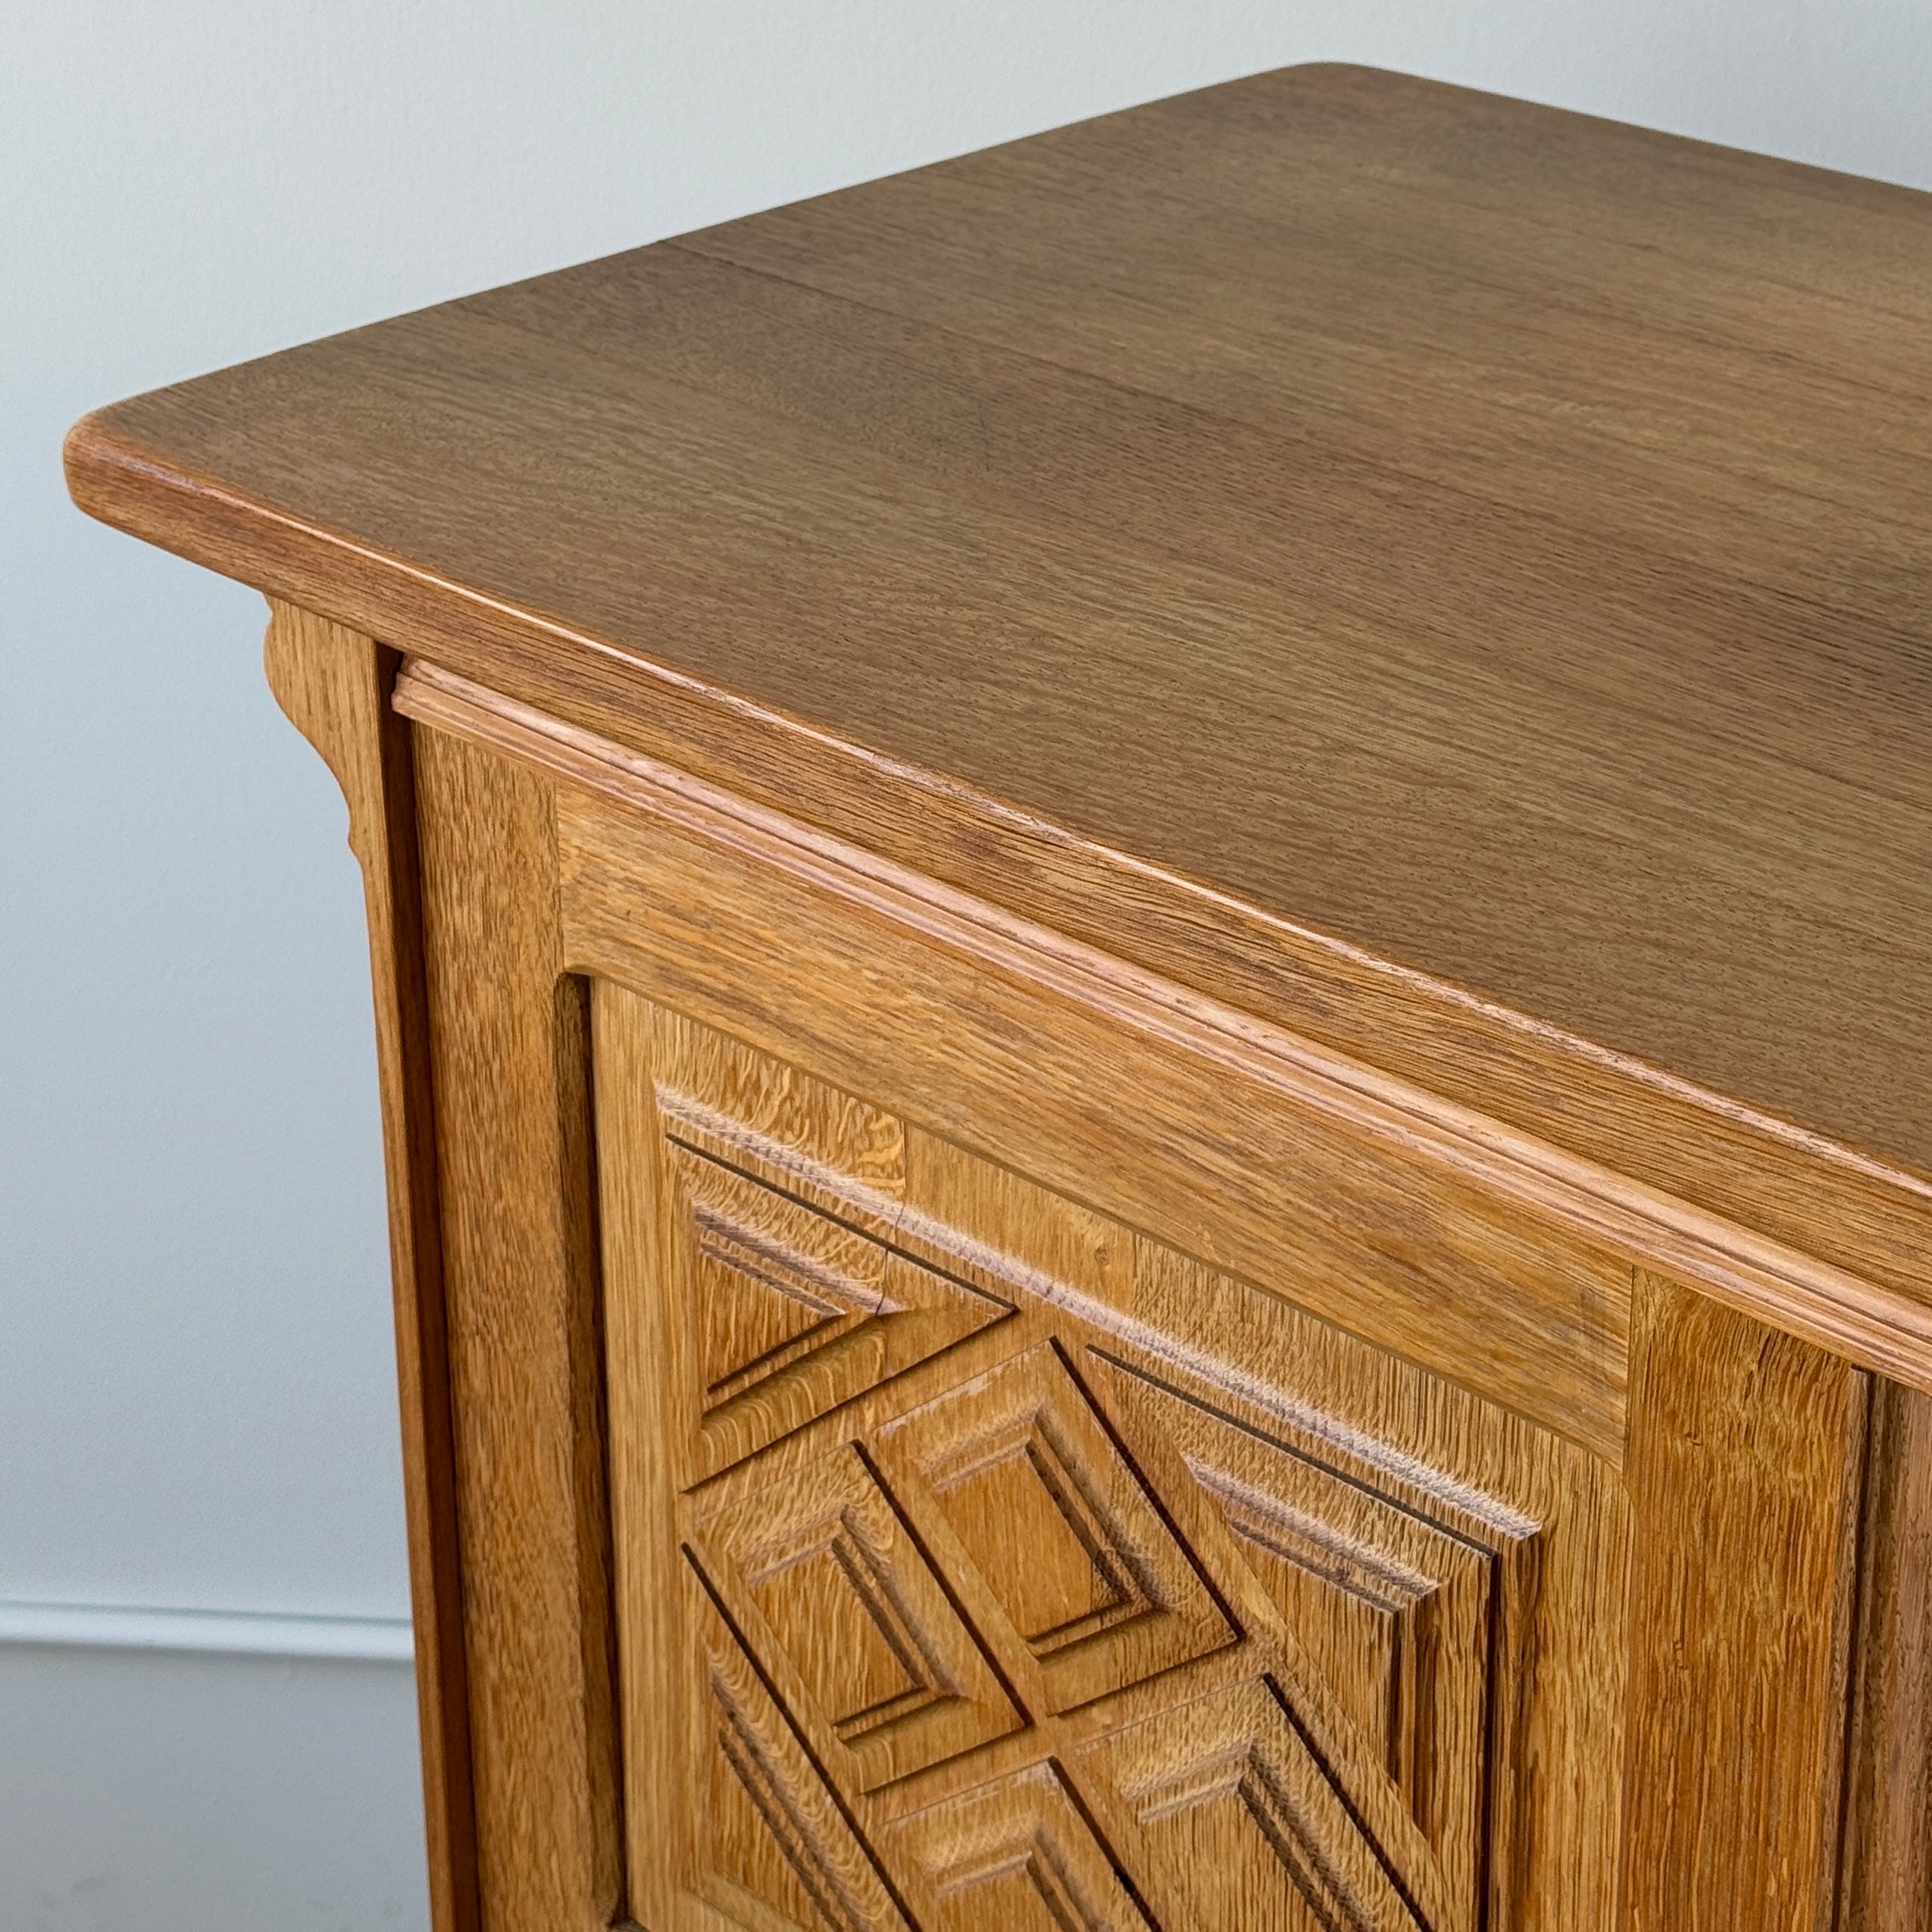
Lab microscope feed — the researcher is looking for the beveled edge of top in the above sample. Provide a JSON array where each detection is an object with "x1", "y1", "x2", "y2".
[{"x1": 62, "y1": 64, "x2": 1932, "y2": 1344}]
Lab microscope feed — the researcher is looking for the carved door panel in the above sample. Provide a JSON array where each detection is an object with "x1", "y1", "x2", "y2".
[{"x1": 593, "y1": 982, "x2": 1638, "y2": 1932}]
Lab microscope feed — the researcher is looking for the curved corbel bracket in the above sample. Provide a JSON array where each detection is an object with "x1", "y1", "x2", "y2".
[{"x1": 261, "y1": 599, "x2": 392, "y2": 872}]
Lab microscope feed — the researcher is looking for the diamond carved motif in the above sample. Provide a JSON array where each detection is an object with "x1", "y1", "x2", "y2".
[
  {"x1": 1096, "y1": 1355, "x2": 1537, "y2": 1924},
  {"x1": 877, "y1": 1343, "x2": 1233, "y2": 1713},
  {"x1": 887, "y1": 1761, "x2": 1155, "y2": 1932},
  {"x1": 693, "y1": 1567, "x2": 911, "y2": 1932},
  {"x1": 605, "y1": 999, "x2": 1567, "y2": 1932},
  {"x1": 696, "y1": 1200, "x2": 855, "y2": 1406},
  {"x1": 1082, "y1": 1676, "x2": 1428, "y2": 1932},
  {"x1": 696, "y1": 1440, "x2": 1024, "y2": 1791}
]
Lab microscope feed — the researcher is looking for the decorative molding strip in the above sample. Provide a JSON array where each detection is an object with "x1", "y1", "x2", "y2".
[
  {"x1": 0, "y1": 1598, "x2": 414, "y2": 1663},
  {"x1": 395, "y1": 660, "x2": 1932, "y2": 1399}
]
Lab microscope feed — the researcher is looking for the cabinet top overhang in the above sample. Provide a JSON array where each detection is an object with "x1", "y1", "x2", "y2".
[{"x1": 66, "y1": 63, "x2": 1932, "y2": 1177}]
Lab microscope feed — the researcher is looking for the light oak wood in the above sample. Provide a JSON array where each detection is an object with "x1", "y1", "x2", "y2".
[
  {"x1": 411, "y1": 727, "x2": 622, "y2": 1930},
  {"x1": 403, "y1": 659, "x2": 1932, "y2": 1404},
  {"x1": 593, "y1": 983, "x2": 1626, "y2": 1930},
  {"x1": 1841, "y1": 1384, "x2": 1932, "y2": 1931},
  {"x1": 67, "y1": 61, "x2": 1932, "y2": 1932},
  {"x1": 62, "y1": 70, "x2": 1932, "y2": 1227},
  {"x1": 1618, "y1": 1274, "x2": 1869, "y2": 1929},
  {"x1": 260, "y1": 607, "x2": 478, "y2": 1932},
  {"x1": 557, "y1": 730, "x2": 1633, "y2": 1462}
]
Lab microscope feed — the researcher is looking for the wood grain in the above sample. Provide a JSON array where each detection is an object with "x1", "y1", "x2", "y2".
[
  {"x1": 64, "y1": 67, "x2": 1932, "y2": 1204},
  {"x1": 556, "y1": 741, "x2": 1635, "y2": 1459},
  {"x1": 588, "y1": 981, "x2": 699, "y2": 1932},
  {"x1": 398, "y1": 655, "x2": 1932, "y2": 1415},
  {"x1": 593, "y1": 983, "x2": 1630, "y2": 1928},
  {"x1": 411, "y1": 726, "x2": 623, "y2": 1930},
  {"x1": 1839, "y1": 1380, "x2": 1932, "y2": 1931},
  {"x1": 259, "y1": 605, "x2": 478, "y2": 1932},
  {"x1": 1105, "y1": 1359, "x2": 1528, "y2": 1917},
  {"x1": 74, "y1": 65, "x2": 1932, "y2": 1928},
  {"x1": 885, "y1": 1759, "x2": 1152, "y2": 1932},
  {"x1": 1619, "y1": 1273, "x2": 1868, "y2": 1931}
]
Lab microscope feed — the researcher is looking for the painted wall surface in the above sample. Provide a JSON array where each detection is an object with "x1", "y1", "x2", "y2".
[
  {"x1": 0, "y1": 1646, "x2": 426, "y2": 1930},
  {"x1": 5, "y1": 2, "x2": 1929, "y2": 1921}
]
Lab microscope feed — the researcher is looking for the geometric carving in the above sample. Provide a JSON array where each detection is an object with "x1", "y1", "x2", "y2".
[
  {"x1": 670, "y1": 1136, "x2": 1012, "y2": 1477},
  {"x1": 695, "y1": 1440, "x2": 1025, "y2": 1791},
  {"x1": 886, "y1": 1761, "x2": 1155, "y2": 1932},
  {"x1": 1080, "y1": 1676, "x2": 1428, "y2": 1932},
  {"x1": 1099, "y1": 1359, "x2": 1537, "y2": 1927},
  {"x1": 877, "y1": 1343, "x2": 1233, "y2": 1713},
  {"x1": 694, "y1": 1572, "x2": 912, "y2": 1932},
  {"x1": 696, "y1": 1202, "x2": 850, "y2": 1406},
  {"x1": 599, "y1": 1000, "x2": 1583, "y2": 1931}
]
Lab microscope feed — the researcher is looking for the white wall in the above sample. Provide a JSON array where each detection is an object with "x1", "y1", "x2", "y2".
[{"x1": 5, "y1": 2, "x2": 1929, "y2": 1922}]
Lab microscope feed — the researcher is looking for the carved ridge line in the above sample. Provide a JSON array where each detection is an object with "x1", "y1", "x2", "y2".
[
  {"x1": 1128, "y1": 1747, "x2": 1393, "y2": 1932},
  {"x1": 395, "y1": 660, "x2": 1932, "y2": 1396},
  {"x1": 937, "y1": 1434, "x2": 1139, "y2": 1602},
  {"x1": 1189, "y1": 1462, "x2": 1440, "y2": 1615},
  {"x1": 1099, "y1": 1352, "x2": 1538, "y2": 1546},
  {"x1": 674, "y1": 1077, "x2": 1534, "y2": 1535},
  {"x1": 908, "y1": 1761, "x2": 1160, "y2": 1932},
  {"x1": 688, "y1": 1546, "x2": 923, "y2": 1931},
  {"x1": 700, "y1": 1240, "x2": 842, "y2": 1330},
  {"x1": 824, "y1": 1527, "x2": 956, "y2": 1740},
  {"x1": 1234, "y1": 1757, "x2": 1393, "y2": 1932},
  {"x1": 933, "y1": 1425, "x2": 1149, "y2": 1652},
  {"x1": 692, "y1": 1200, "x2": 880, "y2": 1318},
  {"x1": 937, "y1": 1834, "x2": 1111, "y2": 1932},
  {"x1": 740, "y1": 1516, "x2": 955, "y2": 1734},
  {"x1": 672, "y1": 1125, "x2": 1012, "y2": 1321},
  {"x1": 689, "y1": 1199, "x2": 894, "y2": 1403},
  {"x1": 664, "y1": 1090, "x2": 1056, "y2": 1305},
  {"x1": 713, "y1": 1676, "x2": 878, "y2": 1932}
]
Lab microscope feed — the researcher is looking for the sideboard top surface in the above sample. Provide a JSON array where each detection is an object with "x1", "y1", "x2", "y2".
[{"x1": 67, "y1": 63, "x2": 1932, "y2": 1176}]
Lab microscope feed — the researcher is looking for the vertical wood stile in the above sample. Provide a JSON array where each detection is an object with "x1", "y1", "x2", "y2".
[
  {"x1": 413, "y1": 722, "x2": 624, "y2": 1930},
  {"x1": 1839, "y1": 1381, "x2": 1932, "y2": 1931},
  {"x1": 1621, "y1": 1272, "x2": 1869, "y2": 1931}
]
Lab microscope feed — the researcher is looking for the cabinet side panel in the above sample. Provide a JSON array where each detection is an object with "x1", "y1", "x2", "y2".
[
  {"x1": 1620, "y1": 1272, "x2": 1868, "y2": 1931},
  {"x1": 414, "y1": 724, "x2": 622, "y2": 1930},
  {"x1": 261, "y1": 602, "x2": 478, "y2": 1932},
  {"x1": 594, "y1": 986, "x2": 1632, "y2": 1932}
]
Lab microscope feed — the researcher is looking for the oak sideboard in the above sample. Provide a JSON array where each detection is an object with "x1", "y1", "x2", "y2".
[{"x1": 67, "y1": 63, "x2": 1932, "y2": 1932}]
